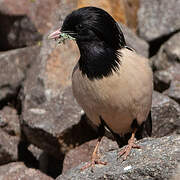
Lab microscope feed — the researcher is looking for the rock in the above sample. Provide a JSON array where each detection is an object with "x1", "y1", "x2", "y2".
[
  {"x1": 0, "y1": 106, "x2": 20, "y2": 136},
  {"x1": 19, "y1": 40, "x2": 80, "y2": 155},
  {"x1": 151, "y1": 91, "x2": 180, "y2": 137},
  {"x1": 57, "y1": 135, "x2": 180, "y2": 180},
  {"x1": 153, "y1": 32, "x2": 180, "y2": 71},
  {"x1": 164, "y1": 80, "x2": 180, "y2": 104},
  {"x1": 0, "y1": 45, "x2": 40, "y2": 106},
  {"x1": 0, "y1": 13, "x2": 42, "y2": 50},
  {"x1": 0, "y1": 106, "x2": 20, "y2": 165},
  {"x1": 0, "y1": 129, "x2": 19, "y2": 165},
  {"x1": 19, "y1": 9, "x2": 97, "y2": 160},
  {"x1": 78, "y1": 0, "x2": 139, "y2": 31},
  {"x1": 61, "y1": 91, "x2": 180, "y2": 173},
  {"x1": 121, "y1": 24, "x2": 149, "y2": 57},
  {"x1": 62, "y1": 137, "x2": 118, "y2": 173},
  {"x1": 27, "y1": 144, "x2": 43, "y2": 163},
  {"x1": 0, "y1": 0, "x2": 68, "y2": 35},
  {"x1": 0, "y1": 162, "x2": 53, "y2": 180},
  {"x1": 138, "y1": 0, "x2": 180, "y2": 41},
  {"x1": 154, "y1": 64, "x2": 180, "y2": 92},
  {"x1": 171, "y1": 164, "x2": 180, "y2": 180}
]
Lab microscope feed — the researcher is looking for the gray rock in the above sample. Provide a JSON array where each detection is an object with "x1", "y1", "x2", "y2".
[
  {"x1": 164, "y1": 80, "x2": 180, "y2": 104},
  {"x1": 138, "y1": 0, "x2": 180, "y2": 41},
  {"x1": 0, "y1": 129, "x2": 19, "y2": 165},
  {"x1": 0, "y1": 106, "x2": 20, "y2": 165},
  {"x1": 154, "y1": 64, "x2": 180, "y2": 92},
  {"x1": 171, "y1": 164, "x2": 180, "y2": 180},
  {"x1": 20, "y1": 86, "x2": 84, "y2": 156},
  {"x1": 120, "y1": 24, "x2": 149, "y2": 57},
  {"x1": 152, "y1": 32, "x2": 180, "y2": 95},
  {"x1": 153, "y1": 32, "x2": 180, "y2": 71},
  {"x1": 151, "y1": 91, "x2": 180, "y2": 137},
  {"x1": 20, "y1": 12, "x2": 96, "y2": 158},
  {"x1": 0, "y1": 106, "x2": 20, "y2": 136},
  {"x1": 0, "y1": 162, "x2": 53, "y2": 180},
  {"x1": 0, "y1": 46, "x2": 40, "y2": 102},
  {"x1": 57, "y1": 135, "x2": 180, "y2": 180}
]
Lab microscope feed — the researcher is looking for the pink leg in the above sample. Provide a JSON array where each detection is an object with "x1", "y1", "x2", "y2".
[
  {"x1": 119, "y1": 129, "x2": 141, "y2": 160},
  {"x1": 80, "y1": 137, "x2": 107, "y2": 171}
]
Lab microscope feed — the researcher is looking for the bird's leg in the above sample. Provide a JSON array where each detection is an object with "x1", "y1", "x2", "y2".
[
  {"x1": 80, "y1": 136, "x2": 107, "y2": 170},
  {"x1": 81, "y1": 117, "x2": 107, "y2": 171},
  {"x1": 119, "y1": 129, "x2": 141, "y2": 160}
]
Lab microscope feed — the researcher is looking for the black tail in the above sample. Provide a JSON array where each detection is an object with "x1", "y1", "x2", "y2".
[
  {"x1": 145, "y1": 110, "x2": 152, "y2": 137},
  {"x1": 135, "y1": 111, "x2": 152, "y2": 140}
]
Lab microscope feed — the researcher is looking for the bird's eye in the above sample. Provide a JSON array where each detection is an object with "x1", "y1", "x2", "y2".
[{"x1": 76, "y1": 24, "x2": 84, "y2": 31}]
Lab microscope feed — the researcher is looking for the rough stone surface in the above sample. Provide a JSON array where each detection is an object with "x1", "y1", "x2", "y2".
[
  {"x1": 0, "y1": 45, "x2": 40, "y2": 103},
  {"x1": 57, "y1": 135, "x2": 180, "y2": 180},
  {"x1": 0, "y1": 162, "x2": 53, "y2": 180},
  {"x1": 154, "y1": 64, "x2": 180, "y2": 92},
  {"x1": 138, "y1": 0, "x2": 180, "y2": 41},
  {"x1": 121, "y1": 24, "x2": 149, "y2": 57},
  {"x1": 19, "y1": 18, "x2": 97, "y2": 158},
  {"x1": 63, "y1": 137, "x2": 118, "y2": 173},
  {"x1": 171, "y1": 164, "x2": 180, "y2": 180},
  {"x1": 153, "y1": 32, "x2": 180, "y2": 71},
  {"x1": 78, "y1": 0, "x2": 139, "y2": 31},
  {"x1": 164, "y1": 80, "x2": 180, "y2": 104},
  {"x1": 62, "y1": 92, "x2": 180, "y2": 173},
  {"x1": 0, "y1": 0, "x2": 71, "y2": 35},
  {"x1": 0, "y1": 14, "x2": 42, "y2": 51},
  {"x1": 0, "y1": 106, "x2": 20, "y2": 136},
  {"x1": 0, "y1": 129, "x2": 19, "y2": 165},
  {"x1": 151, "y1": 91, "x2": 180, "y2": 137}
]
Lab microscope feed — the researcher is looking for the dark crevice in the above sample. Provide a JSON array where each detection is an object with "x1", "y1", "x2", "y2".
[
  {"x1": 0, "y1": 12, "x2": 42, "y2": 51},
  {"x1": 149, "y1": 30, "x2": 180, "y2": 58},
  {"x1": 0, "y1": 85, "x2": 22, "y2": 111},
  {"x1": 59, "y1": 114, "x2": 98, "y2": 150},
  {"x1": 153, "y1": 80, "x2": 170, "y2": 93},
  {"x1": 18, "y1": 114, "x2": 98, "y2": 178},
  {"x1": 18, "y1": 124, "x2": 65, "y2": 178},
  {"x1": 18, "y1": 140, "x2": 39, "y2": 169},
  {"x1": 18, "y1": 139, "x2": 64, "y2": 179}
]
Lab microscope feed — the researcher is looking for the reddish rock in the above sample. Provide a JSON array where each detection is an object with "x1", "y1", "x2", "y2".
[
  {"x1": 78, "y1": 0, "x2": 139, "y2": 31},
  {"x1": 63, "y1": 137, "x2": 118, "y2": 173}
]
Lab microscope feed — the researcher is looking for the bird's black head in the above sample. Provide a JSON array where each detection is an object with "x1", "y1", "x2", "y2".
[
  {"x1": 49, "y1": 7, "x2": 127, "y2": 80},
  {"x1": 61, "y1": 6, "x2": 126, "y2": 50}
]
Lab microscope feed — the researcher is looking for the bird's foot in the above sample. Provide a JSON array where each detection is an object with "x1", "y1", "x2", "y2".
[
  {"x1": 119, "y1": 137, "x2": 141, "y2": 160},
  {"x1": 80, "y1": 152, "x2": 107, "y2": 171}
]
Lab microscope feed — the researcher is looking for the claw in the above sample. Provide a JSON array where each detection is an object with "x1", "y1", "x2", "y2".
[{"x1": 119, "y1": 130, "x2": 141, "y2": 160}]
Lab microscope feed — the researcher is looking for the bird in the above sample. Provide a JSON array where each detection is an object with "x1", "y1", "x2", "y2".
[{"x1": 49, "y1": 6, "x2": 153, "y2": 170}]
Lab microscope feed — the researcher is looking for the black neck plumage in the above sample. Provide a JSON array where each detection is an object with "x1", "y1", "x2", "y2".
[{"x1": 78, "y1": 42, "x2": 121, "y2": 80}]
